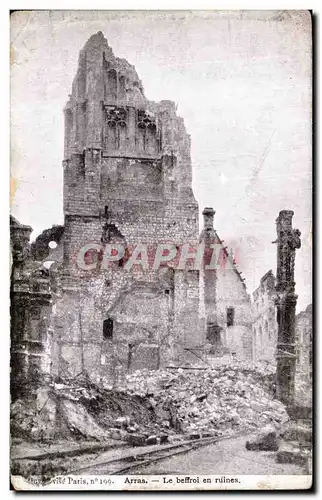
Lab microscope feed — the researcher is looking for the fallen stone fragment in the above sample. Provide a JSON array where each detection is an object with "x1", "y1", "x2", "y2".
[
  {"x1": 201, "y1": 432, "x2": 213, "y2": 438},
  {"x1": 276, "y1": 442, "x2": 311, "y2": 467},
  {"x1": 245, "y1": 427, "x2": 280, "y2": 452},
  {"x1": 127, "y1": 434, "x2": 147, "y2": 447},
  {"x1": 127, "y1": 425, "x2": 139, "y2": 434},
  {"x1": 160, "y1": 434, "x2": 168, "y2": 445},
  {"x1": 187, "y1": 433, "x2": 201, "y2": 440},
  {"x1": 282, "y1": 423, "x2": 312, "y2": 445},
  {"x1": 196, "y1": 393, "x2": 207, "y2": 402},
  {"x1": 115, "y1": 416, "x2": 131, "y2": 428},
  {"x1": 145, "y1": 435, "x2": 158, "y2": 446}
]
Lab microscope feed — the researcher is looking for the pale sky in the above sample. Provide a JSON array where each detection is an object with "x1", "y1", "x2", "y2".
[{"x1": 10, "y1": 10, "x2": 312, "y2": 311}]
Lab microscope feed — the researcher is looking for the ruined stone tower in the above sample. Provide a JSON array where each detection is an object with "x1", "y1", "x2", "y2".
[
  {"x1": 10, "y1": 32, "x2": 254, "y2": 390},
  {"x1": 52, "y1": 32, "x2": 203, "y2": 382},
  {"x1": 63, "y1": 31, "x2": 198, "y2": 245}
]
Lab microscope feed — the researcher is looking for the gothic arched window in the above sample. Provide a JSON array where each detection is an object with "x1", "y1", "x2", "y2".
[
  {"x1": 137, "y1": 109, "x2": 157, "y2": 153},
  {"x1": 107, "y1": 69, "x2": 117, "y2": 101},
  {"x1": 105, "y1": 106, "x2": 128, "y2": 150}
]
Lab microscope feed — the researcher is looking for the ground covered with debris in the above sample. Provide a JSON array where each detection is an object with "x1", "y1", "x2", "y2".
[
  {"x1": 11, "y1": 360, "x2": 289, "y2": 446},
  {"x1": 122, "y1": 361, "x2": 289, "y2": 438},
  {"x1": 12, "y1": 361, "x2": 302, "y2": 480}
]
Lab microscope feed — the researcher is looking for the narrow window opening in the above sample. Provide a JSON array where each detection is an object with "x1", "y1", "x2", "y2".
[
  {"x1": 226, "y1": 307, "x2": 235, "y2": 327},
  {"x1": 103, "y1": 318, "x2": 113, "y2": 340}
]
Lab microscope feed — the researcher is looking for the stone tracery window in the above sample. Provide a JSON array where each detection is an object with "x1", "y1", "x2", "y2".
[
  {"x1": 137, "y1": 109, "x2": 158, "y2": 153},
  {"x1": 104, "y1": 106, "x2": 128, "y2": 150}
]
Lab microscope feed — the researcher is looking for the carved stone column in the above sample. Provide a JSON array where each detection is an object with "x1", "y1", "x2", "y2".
[{"x1": 274, "y1": 210, "x2": 301, "y2": 405}]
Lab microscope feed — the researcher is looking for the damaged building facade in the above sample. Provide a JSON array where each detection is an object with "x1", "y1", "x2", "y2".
[
  {"x1": 295, "y1": 303, "x2": 312, "y2": 380},
  {"x1": 10, "y1": 216, "x2": 53, "y2": 396},
  {"x1": 10, "y1": 32, "x2": 253, "y2": 389},
  {"x1": 252, "y1": 268, "x2": 312, "y2": 378},
  {"x1": 252, "y1": 270, "x2": 278, "y2": 362}
]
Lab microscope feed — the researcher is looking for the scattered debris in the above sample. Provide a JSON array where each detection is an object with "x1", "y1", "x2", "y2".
[
  {"x1": 11, "y1": 361, "x2": 288, "y2": 448},
  {"x1": 120, "y1": 361, "x2": 288, "y2": 438}
]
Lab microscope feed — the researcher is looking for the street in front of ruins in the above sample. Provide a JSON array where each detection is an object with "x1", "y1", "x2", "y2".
[
  {"x1": 69, "y1": 435, "x2": 306, "y2": 476},
  {"x1": 135, "y1": 437, "x2": 303, "y2": 475}
]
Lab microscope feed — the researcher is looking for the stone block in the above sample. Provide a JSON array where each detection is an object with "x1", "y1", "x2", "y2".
[
  {"x1": 246, "y1": 427, "x2": 280, "y2": 451},
  {"x1": 127, "y1": 434, "x2": 147, "y2": 447}
]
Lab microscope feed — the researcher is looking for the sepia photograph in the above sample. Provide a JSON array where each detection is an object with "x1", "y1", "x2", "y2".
[{"x1": 9, "y1": 10, "x2": 312, "y2": 491}]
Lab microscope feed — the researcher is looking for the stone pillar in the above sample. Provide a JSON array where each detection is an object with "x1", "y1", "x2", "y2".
[
  {"x1": 200, "y1": 208, "x2": 223, "y2": 352},
  {"x1": 202, "y1": 208, "x2": 217, "y2": 324},
  {"x1": 274, "y1": 210, "x2": 301, "y2": 405}
]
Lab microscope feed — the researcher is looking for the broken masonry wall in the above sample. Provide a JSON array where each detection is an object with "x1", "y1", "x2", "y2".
[
  {"x1": 63, "y1": 147, "x2": 199, "y2": 275},
  {"x1": 101, "y1": 157, "x2": 163, "y2": 202},
  {"x1": 52, "y1": 267, "x2": 178, "y2": 383},
  {"x1": 63, "y1": 198, "x2": 199, "y2": 272},
  {"x1": 252, "y1": 270, "x2": 278, "y2": 362},
  {"x1": 63, "y1": 148, "x2": 102, "y2": 218},
  {"x1": 199, "y1": 209, "x2": 219, "y2": 349},
  {"x1": 10, "y1": 217, "x2": 53, "y2": 397},
  {"x1": 11, "y1": 292, "x2": 53, "y2": 387},
  {"x1": 30, "y1": 225, "x2": 64, "y2": 262},
  {"x1": 54, "y1": 32, "x2": 205, "y2": 381},
  {"x1": 172, "y1": 269, "x2": 205, "y2": 363},
  {"x1": 295, "y1": 304, "x2": 312, "y2": 385},
  {"x1": 225, "y1": 325, "x2": 253, "y2": 360},
  {"x1": 215, "y1": 267, "x2": 253, "y2": 360},
  {"x1": 63, "y1": 33, "x2": 197, "y2": 215},
  {"x1": 52, "y1": 264, "x2": 204, "y2": 382},
  {"x1": 199, "y1": 209, "x2": 253, "y2": 360}
]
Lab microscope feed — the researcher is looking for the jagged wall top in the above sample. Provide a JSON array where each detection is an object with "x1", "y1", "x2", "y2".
[
  {"x1": 67, "y1": 31, "x2": 147, "y2": 108},
  {"x1": 63, "y1": 32, "x2": 195, "y2": 198}
]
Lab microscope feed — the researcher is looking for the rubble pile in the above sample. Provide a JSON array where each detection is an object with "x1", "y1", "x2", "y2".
[
  {"x1": 11, "y1": 373, "x2": 166, "y2": 443},
  {"x1": 294, "y1": 372, "x2": 312, "y2": 407},
  {"x1": 11, "y1": 361, "x2": 288, "y2": 444},
  {"x1": 11, "y1": 387, "x2": 57, "y2": 442},
  {"x1": 121, "y1": 361, "x2": 288, "y2": 438}
]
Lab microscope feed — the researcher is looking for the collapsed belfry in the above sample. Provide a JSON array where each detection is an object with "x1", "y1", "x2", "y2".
[
  {"x1": 10, "y1": 32, "x2": 253, "y2": 389},
  {"x1": 60, "y1": 31, "x2": 202, "y2": 377}
]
